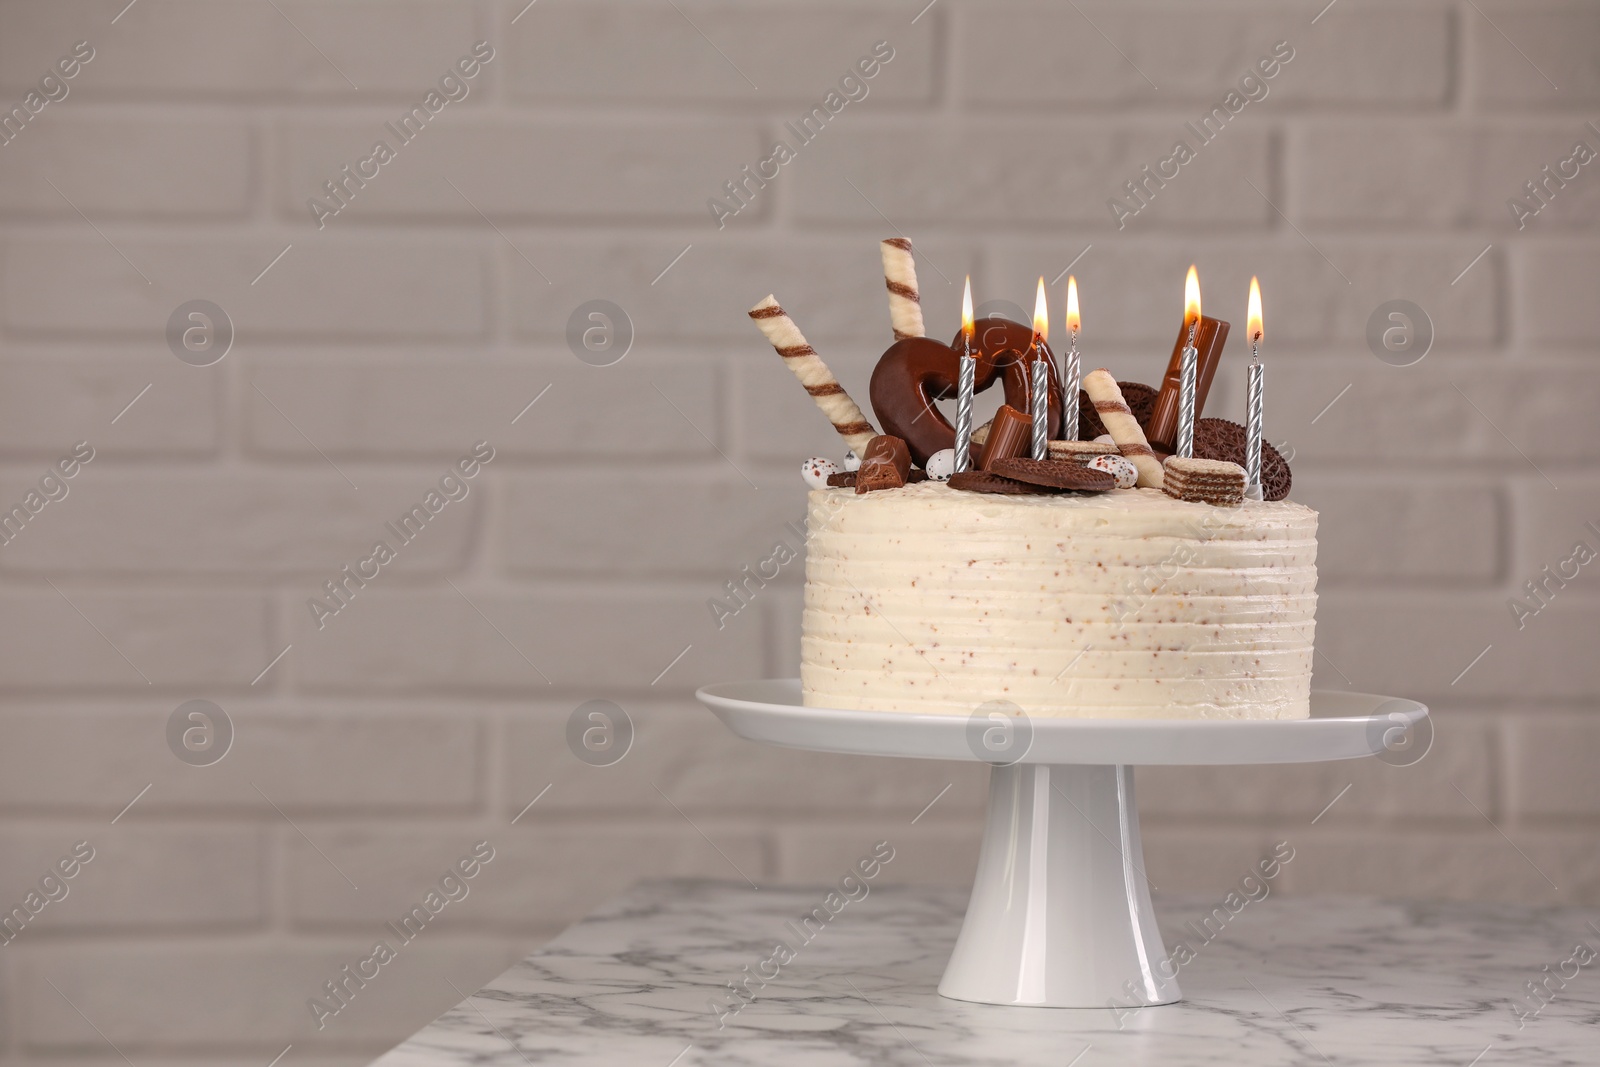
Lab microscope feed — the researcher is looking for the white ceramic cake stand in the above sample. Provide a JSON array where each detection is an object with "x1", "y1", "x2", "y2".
[{"x1": 696, "y1": 679, "x2": 1428, "y2": 1009}]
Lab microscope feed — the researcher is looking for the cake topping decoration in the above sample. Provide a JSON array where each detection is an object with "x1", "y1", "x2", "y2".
[
  {"x1": 1148, "y1": 270, "x2": 1230, "y2": 453},
  {"x1": 978, "y1": 404, "x2": 1033, "y2": 471},
  {"x1": 1047, "y1": 440, "x2": 1120, "y2": 465},
  {"x1": 1244, "y1": 276, "x2": 1266, "y2": 499},
  {"x1": 829, "y1": 468, "x2": 927, "y2": 488},
  {"x1": 1078, "y1": 380, "x2": 1157, "y2": 441},
  {"x1": 1061, "y1": 275, "x2": 1082, "y2": 442},
  {"x1": 880, "y1": 238, "x2": 925, "y2": 341},
  {"x1": 1162, "y1": 456, "x2": 1247, "y2": 507},
  {"x1": 748, "y1": 295, "x2": 877, "y2": 456},
  {"x1": 856, "y1": 434, "x2": 912, "y2": 494},
  {"x1": 868, "y1": 316, "x2": 1062, "y2": 467},
  {"x1": 1086, "y1": 453, "x2": 1139, "y2": 489},
  {"x1": 1028, "y1": 277, "x2": 1051, "y2": 460},
  {"x1": 990, "y1": 457, "x2": 1116, "y2": 492},
  {"x1": 954, "y1": 276, "x2": 977, "y2": 473},
  {"x1": 1193, "y1": 418, "x2": 1291, "y2": 501},
  {"x1": 748, "y1": 242, "x2": 1296, "y2": 505},
  {"x1": 1083, "y1": 369, "x2": 1165, "y2": 489},
  {"x1": 801, "y1": 457, "x2": 838, "y2": 489},
  {"x1": 947, "y1": 470, "x2": 1054, "y2": 495},
  {"x1": 924, "y1": 448, "x2": 956, "y2": 481}
]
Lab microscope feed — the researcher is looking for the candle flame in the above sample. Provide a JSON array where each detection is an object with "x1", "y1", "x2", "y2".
[
  {"x1": 962, "y1": 275, "x2": 974, "y2": 341},
  {"x1": 1247, "y1": 275, "x2": 1263, "y2": 343},
  {"x1": 1032, "y1": 276, "x2": 1048, "y2": 343},
  {"x1": 1184, "y1": 264, "x2": 1201, "y2": 327},
  {"x1": 1065, "y1": 275, "x2": 1080, "y2": 334}
]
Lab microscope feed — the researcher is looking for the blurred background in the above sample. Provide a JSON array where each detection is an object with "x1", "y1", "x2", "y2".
[{"x1": 1, "y1": 0, "x2": 1597, "y2": 1061}]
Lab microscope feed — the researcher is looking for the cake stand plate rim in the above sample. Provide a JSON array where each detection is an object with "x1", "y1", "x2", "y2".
[{"x1": 696, "y1": 679, "x2": 1428, "y2": 766}]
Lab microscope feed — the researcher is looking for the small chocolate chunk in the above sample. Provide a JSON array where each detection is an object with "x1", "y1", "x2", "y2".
[
  {"x1": 833, "y1": 469, "x2": 926, "y2": 488},
  {"x1": 856, "y1": 434, "x2": 912, "y2": 494},
  {"x1": 862, "y1": 434, "x2": 911, "y2": 477},
  {"x1": 989, "y1": 457, "x2": 1116, "y2": 492},
  {"x1": 948, "y1": 470, "x2": 1054, "y2": 495},
  {"x1": 977, "y1": 404, "x2": 1034, "y2": 471}
]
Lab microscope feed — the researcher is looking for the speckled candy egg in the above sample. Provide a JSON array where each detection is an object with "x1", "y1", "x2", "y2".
[
  {"x1": 801, "y1": 457, "x2": 838, "y2": 489},
  {"x1": 1087, "y1": 452, "x2": 1138, "y2": 489},
  {"x1": 924, "y1": 448, "x2": 955, "y2": 481}
]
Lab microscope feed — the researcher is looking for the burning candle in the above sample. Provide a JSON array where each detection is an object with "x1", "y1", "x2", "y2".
[
  {"x1": 1030, "y1": 277, "x2": 1049, "y2": 460},
  {"x1": 1175, "y1": 265, "x2": 1201, "y2": 459},
  {"x1": 955, "y1": 276, "x2": 977, "y2": 473},
  {"x1": 1244, "y1": 276, "x2": 1265, "y2": 500},
  {"x1": 1062, "y1": 275, "x2": 1081, "y2": 442}
]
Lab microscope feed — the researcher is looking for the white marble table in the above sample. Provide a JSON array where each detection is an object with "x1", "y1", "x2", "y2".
[{"x1": 372, "y1": 880, "x2": 1600, "y2": 1066}]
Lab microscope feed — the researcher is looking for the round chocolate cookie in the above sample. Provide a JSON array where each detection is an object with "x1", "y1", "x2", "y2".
[
  {"x1": 989, "y1": 457, "x2": 1116, "y2": 492},
  {"x1": 1076, "y1": 381, "x2": 1157, "y2": 440},
  {"x1": 1192, "y1": 417, "x2": 1292, "y2": 501},
  {"x1": 947, "y1": 470, "x2": 1054, "y2": 495}
]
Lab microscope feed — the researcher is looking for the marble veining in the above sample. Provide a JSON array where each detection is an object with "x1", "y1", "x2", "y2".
[{"x1": 372, "y1": 880, "x2": 1600, "y2": 1066}]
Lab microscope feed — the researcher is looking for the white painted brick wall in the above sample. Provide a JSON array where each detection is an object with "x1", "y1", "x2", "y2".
[{"x1": 0, "y1": 0, "x2": 1595, "y2": 1062}]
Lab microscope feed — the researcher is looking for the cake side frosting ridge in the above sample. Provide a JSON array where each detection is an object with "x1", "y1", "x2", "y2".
[{"x1": 801, "y1": 482, "x2": 1317, "y2": 719}]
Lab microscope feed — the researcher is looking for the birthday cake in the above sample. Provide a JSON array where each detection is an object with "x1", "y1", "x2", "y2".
[{"x1": 751, "y1": 240, "x2": 1316, "y2": 720}]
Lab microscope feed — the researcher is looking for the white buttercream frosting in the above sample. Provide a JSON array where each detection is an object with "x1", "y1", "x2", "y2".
[{"x1": 801, "y1": 482, "x2": 1317, "y2": 719}]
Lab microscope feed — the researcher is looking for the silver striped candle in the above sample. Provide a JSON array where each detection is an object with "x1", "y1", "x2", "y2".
[
  {"x1": 954, "y1": 342, "x2": 976, "y2": 473},
  {"x1": 1061, "y1": 336, "x2": 1080, "y2": 441},
  {"x1": 1175, "y1": 323, "x2": 1198, "y2": 459},
  {"x1": 1245, "y1": 346, "x2": 1264, "y2": 494},
  {"x1": 1030, "y1": 346, "x2": 1048, "y2": 459}
]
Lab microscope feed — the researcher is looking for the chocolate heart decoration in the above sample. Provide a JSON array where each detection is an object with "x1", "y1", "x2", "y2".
[{"x1": 869, "y1": 317, "x2": 1064, "y2": 467}]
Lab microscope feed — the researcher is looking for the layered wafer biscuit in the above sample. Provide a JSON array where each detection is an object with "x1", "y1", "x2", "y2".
[
  {"x1": 1082, "y1": 369, "x2": 1164, "y2": 489},
  {"x1": 880, "y1": 238, "x2": 925, "y2": 340},
  {"x1": 1161, "y1": 456, "x2": 1246, "y2": 507},
  {"x1": 749, "y1": 295, "x2": 877, "y2": 456},
  {"x1": 1046, "y1": 439, "x2": 1120, "y2": 465}
]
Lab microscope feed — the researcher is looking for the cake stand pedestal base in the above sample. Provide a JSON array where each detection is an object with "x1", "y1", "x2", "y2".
[
  {"x1": 940, "y1": 763, "x2": 1175, "y2": 1007},
  {"x1": 696, "y1": 681, "x2": 1428, "y2": 1010}
]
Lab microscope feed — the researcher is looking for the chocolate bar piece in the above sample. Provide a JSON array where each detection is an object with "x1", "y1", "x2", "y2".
[
  {"x1": 1147, "y1": 316, "x2": 1230, "y2": 452},
  {"x1": 977, "y1": 404, "x2": 1033, "y2": 471},
  {"x1": 856, "y1": 434, "x2": 912, "y2": 493}
]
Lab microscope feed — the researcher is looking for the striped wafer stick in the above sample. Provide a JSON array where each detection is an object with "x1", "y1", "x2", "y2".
[
  {"x1": 1083, "y1": 369, "x2": 1164, "y2": 489},
  {"x1": 880, "y1": 238, "x2": 925, "y2": 340},
  {"x1": 749, "y1": 295, "x2": 877, "y2": 456}
]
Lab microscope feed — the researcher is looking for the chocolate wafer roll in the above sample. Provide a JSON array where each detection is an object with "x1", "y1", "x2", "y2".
[
  {"x1": 749, "y1": 295, "x2": 877, "y2": 456},
  {"x1": 880, "y1": 238, "x2": 925, "y2": 340},
  {"x1": 1083, "y1": 369, "x2": 1164, "y2": 490}
]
